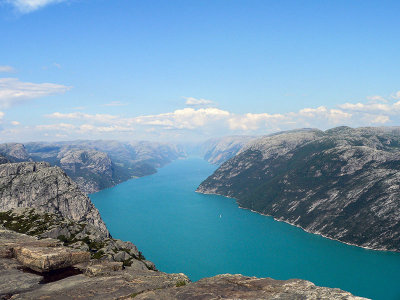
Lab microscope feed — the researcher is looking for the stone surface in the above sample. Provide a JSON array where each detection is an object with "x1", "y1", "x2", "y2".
[
  {"x1": 11, "y1": 268, "x2": 190, "y2": 300},
  {"x1": 135, "y1": 274, "x2": 367, "y2": 300},
  {"x1": 0, "y1": 258, "x2": 42, "y2": 296},
  {"x1": 0, "y1": 228, "x2": 61, "y2": 258},
  {"x1": 14, "y1": 245, "x2": 90, "y2": 272},
  {"x1": 197, "y1": 126, "x2": 400, "y2": 251},
  {"x1": 84, "y1": 261, "x2": 123, "y2": 276}
]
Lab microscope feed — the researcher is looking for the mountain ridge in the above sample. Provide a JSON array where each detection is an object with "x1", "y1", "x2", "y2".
[{"x1": 197, "y1": 126, "x2": 400, "y2": 252}]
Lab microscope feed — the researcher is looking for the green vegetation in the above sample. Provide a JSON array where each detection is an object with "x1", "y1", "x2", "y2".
[
  {"x1": 0, "y1": 209, "x2": 58, "y2": 236},
  {"x1": 176, "y1": 280, "x2": 187, "y2": 287}
]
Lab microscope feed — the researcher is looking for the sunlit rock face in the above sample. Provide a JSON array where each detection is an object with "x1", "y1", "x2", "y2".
[
  {"x1": 201, "y1": 135, "x2": 256, "y2": 164},
  {"x1": 0, "y1": 162, "x2": 109, "y2": 236},
  {"x1": 198, "y1": 126, "x2": 400, "y2": 252}
]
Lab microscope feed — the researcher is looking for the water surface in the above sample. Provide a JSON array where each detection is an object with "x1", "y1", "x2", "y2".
[{"x1": 91, "y1": 158, "x2": 400, "y2": 300}]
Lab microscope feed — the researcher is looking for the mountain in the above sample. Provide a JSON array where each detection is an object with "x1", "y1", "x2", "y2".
[
  {"x1": 24, "y1": 140, "x2": 185, "y2": 193},
  {"x1": 201, "y1": 135, "x2": 256, "y2": 164},
  {"x1": 0, "y1": 143, "x2": 31, "y2": 162},
  {"x1": 197, "y1": 126, "x2": 400, "y2": 252}
]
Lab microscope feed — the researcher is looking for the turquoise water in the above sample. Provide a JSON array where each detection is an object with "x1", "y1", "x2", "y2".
[{"x1": 91, "y1": 158, "x2": 400, "y2": 300}]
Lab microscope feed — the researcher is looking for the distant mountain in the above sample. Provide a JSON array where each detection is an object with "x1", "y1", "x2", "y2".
[
  {"x1": 24, "y1": 140, "x2": 185, "y2": 193},
  {"x1": 197, "y1": 126, "x2": 400, "y2": 252},
  {"x1": 0, "y1": 143, "x2": 31, "y2": 162},
  {"x1": 201, "y1": 135, "x2": 256, "y2": 164}
]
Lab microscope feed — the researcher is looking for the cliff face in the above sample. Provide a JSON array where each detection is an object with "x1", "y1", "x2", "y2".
[
  {"x1": 201, "y1": 135, "x2": 256, "y2": 164},
  {"x1": 0, "y1": 162, "x2": 109, "y2": 236},
  {"x1": 197, "y1": 127, "x2": 400, "y2": 252}
]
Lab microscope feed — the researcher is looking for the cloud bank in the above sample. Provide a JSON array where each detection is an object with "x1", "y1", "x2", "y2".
[
  {"x1": 2, "y1": 91, "x2": 400, "y2": 142},
  {"x1": 0, "y1": 78, "x2": 71, "y2": 109}
]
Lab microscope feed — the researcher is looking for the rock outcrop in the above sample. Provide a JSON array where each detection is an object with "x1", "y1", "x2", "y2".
[
  {"x1": 134, "y1": 274, "x2": 367, "y2": 300},
  {"x1": 0, "y1": 227, "x2": 190, "y2": 299},
  {"x1": 0, "y1": 162, "x2": 109, "y2": 236},
  {"x1": 1, "y1": 229, "x2": 90, "y2": 272},
  {"x1": 197, "y1": 126, "x2": 400, "y2": 252},
  {"x1": 0, "y1": 208, "x2": 153, "y2": 268}
]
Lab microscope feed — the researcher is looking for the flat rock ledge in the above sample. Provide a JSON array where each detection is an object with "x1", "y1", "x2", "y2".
[
  {"x1": 0, "y1": 228, "x2": 369, "y2": 300},
  {"x1": 1, "y1": 229, "x2": 89, "y2": 272},
  {"x1": 134, "y1": 274, "x2": 368, "y2": 300}
]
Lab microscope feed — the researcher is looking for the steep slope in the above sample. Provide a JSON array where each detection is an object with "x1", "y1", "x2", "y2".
[
  {"x1": 0, "y1": 162, "x2": 109, "y2": 236},
  {"x1": 201, "y1": 135, "x2": 256, "y2": 164},
  {"x1": 197, "y1": 127, "x2": 400, "y2": 251}
]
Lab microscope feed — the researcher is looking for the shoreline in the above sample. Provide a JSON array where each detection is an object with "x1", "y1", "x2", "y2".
[{"x1": 195, "y1": 189, "x2": 398, "y2": 254}]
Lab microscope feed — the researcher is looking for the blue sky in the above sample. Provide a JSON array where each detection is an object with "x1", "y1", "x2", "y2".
[{"x1": 0, "y1": 0, "x2": 400, "y2": 142}]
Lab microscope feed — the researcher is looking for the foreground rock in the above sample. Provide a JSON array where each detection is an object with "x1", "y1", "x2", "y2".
[
  {"x1": 0, "y1": 209, "x2": 150, "y2": 268},
  {"x1": 135, "y1": 274, "x2": 367, "y2": 300},
  {"x1": 0, "y1": 228, "x2": 367, "y2": 300},
  {"x1": 0, "y1": 162, "x2": 109, "y2": 236},
  {"x1": 1, "y1": 228, "x2": 89, "y2": 273},
  {"x1": 0, "y1": 227, "x2": 189, "y2": 300},
  {"x1": 14, "y1": 246, "x2": 90, "y2": 273},
  {"x1": 198, "y1": 126, "x2": 400, "y2": 252}
]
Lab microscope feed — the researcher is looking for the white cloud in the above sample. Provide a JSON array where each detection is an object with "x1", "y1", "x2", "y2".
[
  {"x1": 36, "y1": 123, "x2": 76, "y2": 131},
  {"x1": 366, "y1": 95, "x2": 387, "y2": 103},
  {"x1": 338, "y1": 102, "x2": 392, "y2": 112},
  {"x1": 3, "y1": 90, "x2": 400, "y2": 142},
  {"x1": 0, "y1": 111, "x2": 4, "y2": 120},
  {"x1": 0, "y1": 78, "x2": 71, "y2": 109},
  {"x1": 11, "y1": 121, "x2": 20, "y2": 125},
  {"x1": 47, "y1": 112, "x2": 119, "y2": 123},
  {"x1": 134, "y1": 107, "x2": 230, "y2": 129},
  {"x1": 370, "y1": 115, "x2": 390, "y2": 124},
  {"x1": 184, "y1": 97, "x2": 215, "y2": 107},
  {"x1": 5, "y1": 0, "x2": 68, "y2": 13},
  {"x1": 0, "y1": 66, "x2": 16, "y2": 73}
]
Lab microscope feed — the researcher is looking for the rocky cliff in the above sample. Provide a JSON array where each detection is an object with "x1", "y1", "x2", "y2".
[
  {"x1": 201, "y1": 135, "x2": 256, "y2": 164},
  {"x1": 197, "y1": 126, "x2": 400, "y2": 252},
  {"x1": 0, "y1": 162, "x2": 109, "y2": 236}
]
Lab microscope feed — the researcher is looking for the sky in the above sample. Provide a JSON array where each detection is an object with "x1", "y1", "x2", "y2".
[{"x1": 0, "y1": 0, "x2": 400, "y2": 142}]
